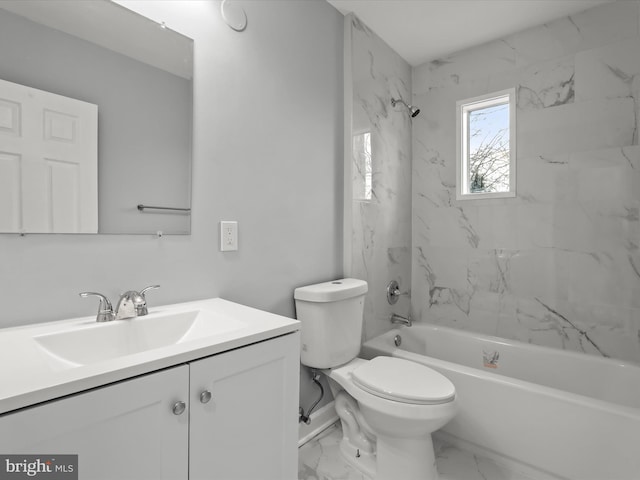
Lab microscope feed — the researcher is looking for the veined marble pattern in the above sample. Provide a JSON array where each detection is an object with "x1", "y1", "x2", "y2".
[
  {"x1": 517, "y1": 55, "x2": 575, "y2": 110},
  {"x1": 411, "y1": 1, "x2": 640, "y2": 365},
  {"x1": 298, "y1": 423, "x2": 544, "y2": 480},
  {"x1": 349, "y1": 15, "x2": 413, "y2": 341},
  {"x1": 413, "y1": 1, "x2": 640, "y2": 94}
]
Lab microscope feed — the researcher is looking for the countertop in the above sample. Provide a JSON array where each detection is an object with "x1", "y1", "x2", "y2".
[{"x1": 0, "y1": 298, "x2": 299, "y2": 415}]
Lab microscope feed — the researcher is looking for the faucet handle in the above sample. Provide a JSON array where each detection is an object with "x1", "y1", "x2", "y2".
[
  {"x1": 138, "y1": 285, "x2": 160, "y2": 316},
  {"x1": 140, "y1": 285, "x2": 160, "y2": 297},
  {"x1": 386, "y1": 280, "x2": 408, "y2": 305},
  {"x1": 79, "y1": 292, "x2": 115, "y2": 322}
]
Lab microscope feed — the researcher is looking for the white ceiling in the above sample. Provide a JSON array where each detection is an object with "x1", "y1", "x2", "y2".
[{"x1": 327, "y1": 0, "x2": 612, "y2": 66}]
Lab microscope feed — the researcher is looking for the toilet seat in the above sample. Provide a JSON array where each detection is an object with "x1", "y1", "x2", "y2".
[
  {"x1": 351, "y1": 357, "x2": 455, "y2": 405},
  {"x1": 328, "y1": 356, "x2": 458, "y2": 428}
]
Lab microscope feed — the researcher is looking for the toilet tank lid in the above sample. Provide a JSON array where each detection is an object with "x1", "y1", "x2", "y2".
[{"x1": 294, "y1": 278, "x2": 368, "y2": 302}]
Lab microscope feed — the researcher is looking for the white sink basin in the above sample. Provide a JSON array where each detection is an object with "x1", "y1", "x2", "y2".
[
  {"x1": 34, "y1": 309, "x2": 246, "y2": 368},
  {"x1": 0, "y1": 298, "x2": 299, "y2": 415}
]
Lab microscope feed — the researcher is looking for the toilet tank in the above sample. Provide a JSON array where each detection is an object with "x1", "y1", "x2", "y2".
[{"x1": 294, "y1": 278, "x2": 368, "y2": 369}]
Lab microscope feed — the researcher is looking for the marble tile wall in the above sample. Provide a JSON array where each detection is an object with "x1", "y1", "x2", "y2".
[
  {"x1": 349, "y1": 15, "x2": 413, "y2": 340},
  {"x1": 411, "y1": 1, "x2": 640, "y2": 364}
]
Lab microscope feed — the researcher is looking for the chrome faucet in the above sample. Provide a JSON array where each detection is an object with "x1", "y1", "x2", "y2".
[
  {"x1": 79, "y1": 292, "x2": 115, "y2": 322},
  {"x1": 390, "y1": 313, "x2": 412, "y2": 327},
  {"x1": 115, "y1": 285, "x2": 160, "y2": 320}
]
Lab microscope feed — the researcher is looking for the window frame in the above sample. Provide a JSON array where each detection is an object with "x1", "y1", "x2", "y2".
[{"x1": 456, "y1": 88, "x2": 517, "y2": 200}]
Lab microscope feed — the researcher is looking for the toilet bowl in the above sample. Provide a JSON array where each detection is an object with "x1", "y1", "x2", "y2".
[
  {"x1": 294, "y1": 278, "x2": 457, "y2": 480},
  {"x1": 327, "y1": 357, "x2": 456, "y2": 480}
]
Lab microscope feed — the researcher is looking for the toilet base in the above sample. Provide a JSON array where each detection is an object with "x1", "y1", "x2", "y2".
[
  {"x1": 340, "y1": 432, "x2": 439, "y2": 480},
  {"x1": 339, "y1": 437, "x2": 376, "y2": 479}
]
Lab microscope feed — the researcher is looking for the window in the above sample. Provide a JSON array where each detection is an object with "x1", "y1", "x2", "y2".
[
  {"x1": 456, "y1": 89, "x2": 516, "y2": 199},
  {"x1": 352, "y1": 131, "x2": 372, "y2": 201}
]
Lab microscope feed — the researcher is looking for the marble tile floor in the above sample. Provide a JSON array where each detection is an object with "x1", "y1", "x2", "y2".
[{"x1": 298, "y1": 422, "x2": 541, "y2": 480}]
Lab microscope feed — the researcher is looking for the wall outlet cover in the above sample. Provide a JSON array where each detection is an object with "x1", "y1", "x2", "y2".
[{"x1": 220, "y1": 221, "x2": 238, "y2": 251}]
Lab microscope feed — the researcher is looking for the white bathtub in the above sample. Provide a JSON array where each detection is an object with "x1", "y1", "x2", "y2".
[{"x1": 361, "y1": 324, "x2": 640, "y2": 480}]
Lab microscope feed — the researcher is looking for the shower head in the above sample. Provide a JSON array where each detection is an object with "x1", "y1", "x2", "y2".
[{"x1": 391, "y1": 98, "x2": 420, "y2": 118}]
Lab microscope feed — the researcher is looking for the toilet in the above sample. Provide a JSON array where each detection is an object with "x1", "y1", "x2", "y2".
[{"x1": 294, "y1": 278, "x2": 457, "y2": 480}]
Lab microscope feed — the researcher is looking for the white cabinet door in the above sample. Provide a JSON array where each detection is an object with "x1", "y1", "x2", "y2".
[
  {"x1": 0, "y1": 365, "x2": 189, "y2": 480},
  {"x1": 0, "y1": 78, "x2": 98, "y2": 233},
  {"x1": 189, "y1": 333, "x2": 300, "y2": 480}
]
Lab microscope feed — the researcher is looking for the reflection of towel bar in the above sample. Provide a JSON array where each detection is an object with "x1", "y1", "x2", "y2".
[{"x1": 137, "y1": 204, "x2": 191, "y2": 213}]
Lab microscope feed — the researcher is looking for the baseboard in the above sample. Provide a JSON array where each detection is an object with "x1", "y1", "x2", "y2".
[{"x1": 298, "y1": 401, "x2": 338, "y2": 447}]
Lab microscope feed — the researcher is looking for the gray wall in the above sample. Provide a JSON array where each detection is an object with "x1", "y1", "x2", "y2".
[
  {"x1": 0, "y1": 0, "x2": 343, "y2": 323},
  {"x1": 0, "y1": 0, "x2": 343, "y2": 405}
]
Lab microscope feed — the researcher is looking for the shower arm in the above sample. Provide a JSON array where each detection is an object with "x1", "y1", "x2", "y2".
[{"x1": 391, "y1": 97, "x2": 420, "y2": 118}]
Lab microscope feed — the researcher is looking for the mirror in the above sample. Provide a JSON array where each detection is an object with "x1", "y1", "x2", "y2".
[{"x1": 0, "y1": 0, "x2": 193, "y2": 234}]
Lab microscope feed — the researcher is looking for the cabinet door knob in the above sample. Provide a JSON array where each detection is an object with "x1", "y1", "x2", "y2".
[
  {"x1": 200, "y1": 390, "x2": 212, "y2": 404},
  {"x1": 172, "y1": 401, "x2": 186, "y2": 415}
]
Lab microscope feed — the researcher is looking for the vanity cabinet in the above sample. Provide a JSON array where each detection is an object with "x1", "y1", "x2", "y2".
[
  {"x1": 0, "y1": 332, "x2": 299, "y2": 480},
  {"x1": 0, "y1": 364, "x2": 189, "y2": 479},
  {"x1": 189, "y1": 333, "x2": 299, "y2": 480}
]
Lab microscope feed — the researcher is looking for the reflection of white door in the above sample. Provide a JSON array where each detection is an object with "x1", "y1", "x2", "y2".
[{"x1": 0, "y1": 78, "x2": 97, "y2": 233}]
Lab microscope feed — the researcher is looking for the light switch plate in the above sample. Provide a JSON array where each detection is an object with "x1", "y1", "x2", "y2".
[{"x1": 220, "y1": 221, "x2": 238, "y2": 251}]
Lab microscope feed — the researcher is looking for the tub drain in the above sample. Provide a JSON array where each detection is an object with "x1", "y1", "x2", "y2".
[{"x1": 394, "y1": 335, "x2": 402, "y2": 347}]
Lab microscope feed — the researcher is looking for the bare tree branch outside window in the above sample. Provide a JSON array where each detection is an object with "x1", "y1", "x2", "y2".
[{"x1": 468, "y1": 103, "x2": 510, "y2": 193}]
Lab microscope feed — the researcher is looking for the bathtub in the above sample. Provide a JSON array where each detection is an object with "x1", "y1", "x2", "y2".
[{"x1": 361, "y1": 323, "x2": 640, "y2": 480}]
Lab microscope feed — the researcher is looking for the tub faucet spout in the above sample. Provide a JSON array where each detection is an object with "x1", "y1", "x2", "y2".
[{"x1": 390, "y1": 313, "x2": 412, "y2": 327}]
